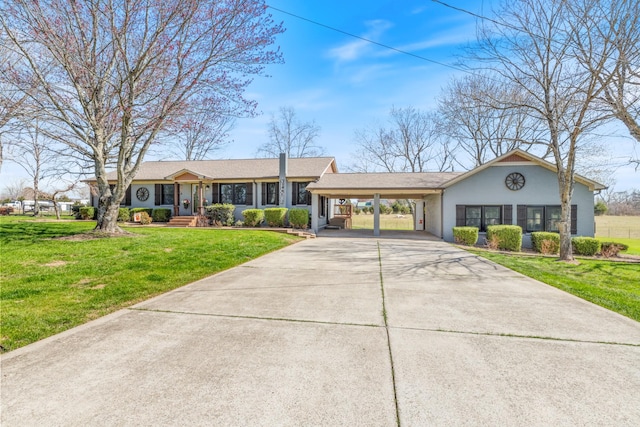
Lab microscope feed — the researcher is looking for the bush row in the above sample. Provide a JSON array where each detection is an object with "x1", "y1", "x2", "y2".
[
  {"x1": 529, "y1": 232, "x2": 628, "y2": 257},
  {"x1": 77, "y1": 206, "x2": 172, "y2": 222},
  {"x1": 240, "y1": 207, "x2": 310, "y2": 229}
]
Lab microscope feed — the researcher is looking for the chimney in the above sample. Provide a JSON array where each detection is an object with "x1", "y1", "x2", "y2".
[{"x1": 279, "y1": 153, "x2": 288, "y2": 207}]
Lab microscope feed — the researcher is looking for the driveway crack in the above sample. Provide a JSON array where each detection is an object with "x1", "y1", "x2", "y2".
[{"x1": 378, "y1": 242, "x2": 401, "y2": 427}]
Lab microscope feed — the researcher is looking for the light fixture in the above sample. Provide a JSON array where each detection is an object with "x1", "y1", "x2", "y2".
[{"x1": 205, "y1": 184, "x2": 210, "y2": 190}]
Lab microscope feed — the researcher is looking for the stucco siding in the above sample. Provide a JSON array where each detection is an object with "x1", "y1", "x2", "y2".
[{"x1": 442, "y1": 165, "x2": 595, "y2": 245}]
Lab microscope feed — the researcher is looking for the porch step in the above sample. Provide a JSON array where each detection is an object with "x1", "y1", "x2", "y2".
[
  {"x1": 167, "y1": 216, "x2": 197, "y2": 227},
  {"x1": 329, "y1": 217, "x2": 351, "y2": 229},
  {"x1": 284, "y1": 228, "x2": 316, "y2": 239}
]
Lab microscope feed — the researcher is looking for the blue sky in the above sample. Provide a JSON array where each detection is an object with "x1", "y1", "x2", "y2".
[
  {"x1": 230, "y1": 0, "x2": 481, "y2": 163},
  {"x1": 1, "y1": 1, "x2": 637, "y2": 193}
]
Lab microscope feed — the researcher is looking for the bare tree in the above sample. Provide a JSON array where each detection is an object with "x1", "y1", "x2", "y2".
[
  {"x1": 257, "y1": 106, "x2": 324, "y2": 158},
  {"x1": 571, "y1": 0, "x2": 640, "y2": 147},
  {"x1": 349, "y1": 106, "x2": 454, "y2": 173},
  {"x1": 1, "y1": 0, "x2": 283, "y2": 233},
  {"x1": 167, "y1": 105, "x2": 235, "y2": 161},
  {"x1": 439, "y1": 74, "x2": 543, "y2": 167},
  {"x1": 1, "y1": 179, "x2": 28, "y2": 204},
  {"x1": 6, "y1": 119, "x2": 62, "y2": 216},
  {"x1": 472, "y1": 0, "x2": 618, "y2": 261}
]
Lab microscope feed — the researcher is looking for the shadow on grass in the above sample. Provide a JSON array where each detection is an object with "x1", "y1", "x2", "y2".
[{"x1": 0, "y1": 221, "x2": 95, "y2": 243}]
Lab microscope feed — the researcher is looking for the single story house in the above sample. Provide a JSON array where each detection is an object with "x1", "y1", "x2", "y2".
[
  {"x1": 93, "y1": 154, "x2": 338, "y2": 228},
  {"x1": 91, "y1": 149, "x2": 604, "y2": 247}
]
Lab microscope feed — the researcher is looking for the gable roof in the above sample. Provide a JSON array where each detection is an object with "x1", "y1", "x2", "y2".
[
  {"x1": 442, "y1": 149, "x2": 606, "y2": 191},
  {"x1": 101, "y1": 157, "x2": 337, "y2": 182}
]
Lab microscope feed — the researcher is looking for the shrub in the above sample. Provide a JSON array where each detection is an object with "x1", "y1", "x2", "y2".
[
  {"x1": 118, "y1": 208, "x2": 130, "y2": 222},
  {"x1": 71, "y1": 204, "x2": 83, "y2": 219},
  {"x1": 130, "y1": 207, "x2": 153, "y2": 220},
  {"x1": 138, "y1": 212, "x2": 152, "y2": 225},
  {"x1": 572, "y1": 237, "x2": 601, "y2": 256},
  {"x1": 452, "y1": 226, "x2": 478, "y2": 246},
  {"x1": 242, "y1": 209, "x2": 264, "y2": 227},
  {"x1": 264, "y1": 207, "x2": 288, "y2": 227},
  {"x1": 531, "y1": 232, "x2": 560, "y2": 254},
  {"x1": 486, "y1": 225, "x2": 522, "y2": 252},
  {"x1": 594, "y1": 201, "x2": 607, "y2": 216},
  {"x1": 288, "y1": 208, "x2": 309, "y2": 229},
  {"x1": 79, "y1": 206, "x2": 95, "y2": 220},
  {"x1": 205, "y1": 204, "x2": 235, "y2": 226},
  {"x1": 600, "y1": 241, "x2": 629, "y2": 258},
  {"x1": 151, "y1": 208, "x2": 171, "y2": 223},
  {"x1": 484, "y1": 234, "x2": 500, "y2": 250}
]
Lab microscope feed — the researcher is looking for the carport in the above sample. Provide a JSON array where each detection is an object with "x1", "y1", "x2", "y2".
[{"x1": 306, "y1": 172, "x2": 462, "y2": 237}]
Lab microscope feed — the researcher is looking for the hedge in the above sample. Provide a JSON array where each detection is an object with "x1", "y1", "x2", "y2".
[
  {"x1": 486, "y1": 225, "x2": 522, "y2": 252},
  {"x1": 242, "y1": 209, "x2": 265, "y2": 227},
  {"x1": 130, "y1": 207, "x2": 153, "y2": 220},
  {"x1": 79, "y1": 206, "x2": 95, "y2": 220},
  {"x1": 205, "y1": 204, "x2": 235, "y2": 226},
  {"x1": 264, "y1": 208, "x2": 288, "y2": 227},
  {"x1": 600, "y1": 241, "x2": 629, "y2": 258},
  {"x1": 288, "y1": 208, "x2": 309, "y2": 229},
  {"x1": 151, "y1": 208, "x2": 171, "y2": 222},
  {"x1": 531, "y1": 232, "x2": 560, "y2": 254},
  {"x1": 118, "y1": 208, "x2": 130, "y2": 222},
  {"x1": 138, "y1": 211, "x2": 152, "y2": 225},
  {"x1": 572, "y1": 237, "x2": 601, "y2": 256},
  {"x1": 452, "y1": 226, "x2": 478, "y2": 246}
]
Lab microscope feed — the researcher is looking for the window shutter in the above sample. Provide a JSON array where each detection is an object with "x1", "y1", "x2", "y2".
[
  {"x1": 517, "y1": 205, "x2": 527, "y2": 230},
  {"x1": 212, "y1": 184, "x2": 220, "y2": 204},
  {"x1": 275, "y1": 183, "x2": 279, "y2": 205},
  {"x1": 503, "y1": 205, "x2": 512, "y2": 225},
  {"x1": 125, "y1": 186, "x2": 131, "y2": 206},
  {"x1": 455, "y1": 205, "x2": 465, "y2": 227},
  {"x1": 155, "y1": 184, "x2": 161, "y2": 205},
  {"x1": 246, "y1": 182, "x2": 253, "y2": 206},
  {"x1": 261, "y1": 183, "x2": 266, "y2": 206},
  {"x1": 292, "y1": 183, "x2": 298, "y2": 206},
  {"x1": 571, "y1": 204, "x2": 577, "y2": 234},
  {"x1": 306, "y1": 185, "x2": 311, "y2": 205}
]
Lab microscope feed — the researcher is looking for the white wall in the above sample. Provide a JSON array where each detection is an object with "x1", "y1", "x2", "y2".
[{"x1": 424, "y1": 194, "x2": 442, "y2": 237}]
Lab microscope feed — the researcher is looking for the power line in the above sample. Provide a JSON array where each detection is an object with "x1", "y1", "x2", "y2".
[{"x1": 266, "y1": 4, "x2": 471, "y2": 74}]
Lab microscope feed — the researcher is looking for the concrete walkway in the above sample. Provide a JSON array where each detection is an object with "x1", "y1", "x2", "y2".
[{"x1": 2, "y1": 236, "x2": 639, "y2": 426}]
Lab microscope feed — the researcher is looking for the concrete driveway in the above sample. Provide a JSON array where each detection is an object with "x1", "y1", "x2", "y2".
[{"x1": 2, "y1": 233, "x2": 639, "y2": 426}]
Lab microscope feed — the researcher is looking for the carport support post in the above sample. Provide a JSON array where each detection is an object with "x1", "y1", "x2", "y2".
[
  {"x1": 311, "y1": 192, "x2": 319, "y2": 233},
  {"x1": 373, "y1": 193, "x2": 380, "y2": 237}
]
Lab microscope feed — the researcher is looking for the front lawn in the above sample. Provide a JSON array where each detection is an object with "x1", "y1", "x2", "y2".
[
  {"x1": 467, "y1": 249, "x2": 640, "y2": 322},
  {"x1": 0, "y1": 218, "x2": 300, "y2": 352}
]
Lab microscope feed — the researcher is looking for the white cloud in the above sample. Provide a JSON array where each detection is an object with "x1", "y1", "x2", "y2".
[{"x1": 326, "y1": 19, "x2": 394, "y2": 63}]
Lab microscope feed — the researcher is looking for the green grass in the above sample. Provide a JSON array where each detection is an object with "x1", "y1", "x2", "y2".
[
  {"x1": 351, "y1": 214, "x2": 414, "y2": 230},
  {"x1": 467, "y1": 249, "x2": 640, "y2": 322},
  {"x1": 595, "y1": 237, "x2": 640, "y2": 256},
  {"x1": 0, "y1": 217, "x2": 300, "y2": 352}
]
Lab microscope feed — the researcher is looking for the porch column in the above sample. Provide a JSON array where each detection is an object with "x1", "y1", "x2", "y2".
[
  {"x1": 311, "y1": 193, "x2": 319, "y2": 233},
  {"x1": 173, "y1": 183, "x2": 179, "y2": 216},
  {"x1": 373, "y1": 193, "x2": 380, "y2": 237},
  {"x1": 198, "y1": 181, "x2": 204, "y2": 215}
]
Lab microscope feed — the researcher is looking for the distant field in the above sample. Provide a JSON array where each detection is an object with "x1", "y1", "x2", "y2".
[
  {"x1": 351, "y1": 214, "x2": 414, "y2": 230},
  {"x1": 595, "y1": 215, "x2": 640, "y2": 239}
]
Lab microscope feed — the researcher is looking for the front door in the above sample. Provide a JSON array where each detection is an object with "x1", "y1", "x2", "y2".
[{"x1": 192, "y1": 186, "x2": 200, "y2": 215}]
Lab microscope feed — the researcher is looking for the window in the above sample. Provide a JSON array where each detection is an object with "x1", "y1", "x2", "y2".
[
  {"x1": 519, "y1": 205, "x2": 576, "y2": 233},
  {"x1": 463, "y1": 206, "x2": 502, "y2": 231},
  {"x1": 221, "y1": 183, "x2": 247, "y2": 205},
  {"x1": 293, "y1": 182, "x2": 311, "y2": 205},
  {"x1": 161, "y1": 184, "x2": 174, "y2": 205},
  {"x1": 263, "y1": 182, "x2": 279, "y2": 205}
]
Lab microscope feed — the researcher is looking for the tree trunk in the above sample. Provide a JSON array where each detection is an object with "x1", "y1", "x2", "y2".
[
  {"x1": 558, "y1": 175, "x2": 574, "y2": 261},
  {"x1": 95, "y1": 197, "x2": 124, "y2": 233}
]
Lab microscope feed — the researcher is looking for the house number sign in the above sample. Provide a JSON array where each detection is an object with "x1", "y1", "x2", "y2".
[{"x1": 279, "y1": 178, "x2": 286, "y2": 205}]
